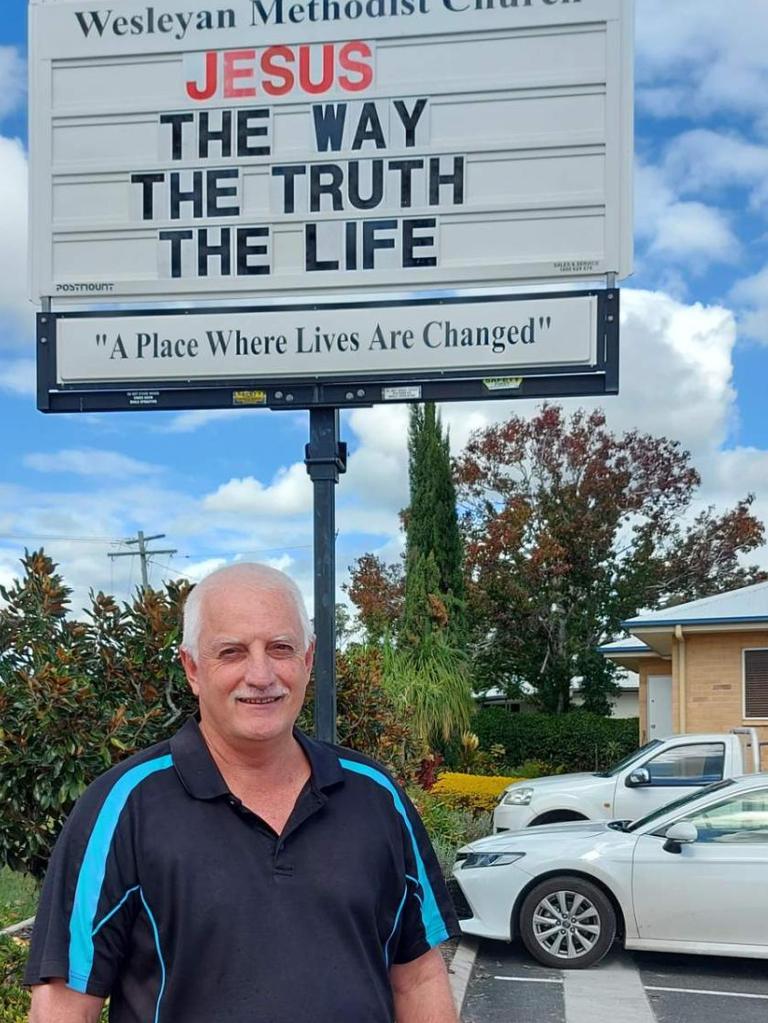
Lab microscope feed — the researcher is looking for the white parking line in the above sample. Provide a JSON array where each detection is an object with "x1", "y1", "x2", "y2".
[
  {"x1": 563, "y1": 959, "x2": 656, "y2": 1023},
  {"x1": 645, "y1": 985, "x2": 768, "y2": 1001},
  {"x1": 494, "y1": 976, "x2": 563, "y2": 984}
]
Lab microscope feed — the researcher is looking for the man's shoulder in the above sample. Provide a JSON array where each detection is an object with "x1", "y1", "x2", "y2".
[{"x1": 73, "y1": 735, "x2": 176, "y2": 815}]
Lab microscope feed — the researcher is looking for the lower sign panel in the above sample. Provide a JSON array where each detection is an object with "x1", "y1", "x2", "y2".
[{"x1": 38, "y1": 290, "x2": 618, "y2": 412}]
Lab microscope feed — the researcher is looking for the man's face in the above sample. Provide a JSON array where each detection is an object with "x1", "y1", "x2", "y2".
[{"x1": 180, "y1": 582, "x2": 314, "y2": 749}]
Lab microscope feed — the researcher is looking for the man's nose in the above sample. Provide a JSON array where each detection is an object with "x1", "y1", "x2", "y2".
[{"x1": 242, "y1": 646, "x2": 275, "y2": 685}]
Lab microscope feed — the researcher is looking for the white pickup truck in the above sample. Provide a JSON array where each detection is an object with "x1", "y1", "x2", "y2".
[{"x1": 493, "y1": 728, "x2": 763, "y2": 833}]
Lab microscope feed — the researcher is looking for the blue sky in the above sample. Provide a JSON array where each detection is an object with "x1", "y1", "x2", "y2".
[{"x1": 1, "y1": 1, "x2": 767, "y2": 613}]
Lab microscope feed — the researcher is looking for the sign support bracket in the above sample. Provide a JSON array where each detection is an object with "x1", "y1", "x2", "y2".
[{"x1": 304, "y1": 407, "x2": 347, "y2": 743}]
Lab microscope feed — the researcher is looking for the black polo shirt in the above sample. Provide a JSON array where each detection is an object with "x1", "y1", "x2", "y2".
[{"x1": 26, "y1": 717, "x2": 459, "y2": 1022}]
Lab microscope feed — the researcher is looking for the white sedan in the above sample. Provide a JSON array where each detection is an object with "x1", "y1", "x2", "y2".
[{"x1": 452, "y1": 772, "x2": 768, "y2": 969}]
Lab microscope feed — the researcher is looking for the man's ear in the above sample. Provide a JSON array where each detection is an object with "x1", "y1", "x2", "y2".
[
  {"x1": 179, "y1": 647, "x2": 200, "y2": 697},
  {"x1": 303, "y1": 640, "x2": 315, "y2": 674}
]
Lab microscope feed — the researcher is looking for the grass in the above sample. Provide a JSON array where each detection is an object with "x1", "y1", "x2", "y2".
[{"x1": 0, "y1": 868, "x2": 38, "y2": 931}]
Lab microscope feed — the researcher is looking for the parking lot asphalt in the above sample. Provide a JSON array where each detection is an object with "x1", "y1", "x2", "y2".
[{"x1": 457, "y1": 939, "x2": 768, "y2": 1023}]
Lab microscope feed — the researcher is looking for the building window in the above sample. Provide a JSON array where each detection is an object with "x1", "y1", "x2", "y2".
[{"x1": 744, "y1": 649, "x2": 768, "y2": 719}]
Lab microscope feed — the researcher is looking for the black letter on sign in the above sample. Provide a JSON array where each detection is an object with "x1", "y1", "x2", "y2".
[
  {"x1": 389, "y1": 159, "x2": 423, "y2": 208},
  {"x1": 393, "y1": 99, "x2": 427, "y2": 148},
  {"x1": 429, "y1": 156, "x2": 464, "y2": 206},
  {"x1": 310, "y1": 164, "x2": 344, "y2": 212},
  {"x1": 131, "y1": 173, "x2": 165, "y2": 220},
  {"x1": 403, "y1": 217, "x2": 437, "y2": 268},
  {"x1": 362, "y1": 219, "x2": 396, "y2": 269},
  {"x1": 198, "y1": 228, "x2": 231, "y2": 277},
  {"x1": 159, "y1": 113, "x2": 194, "y2": 160},
  {"x1": 159, "y1": 229, "x2": 193, "y2": 278},
  {"x1": 349, "y1": 160, "x2": 383, "y2": 210},
  {"x1": 312, "y1": 104, "x2": 347, "y2": 152},
  {"x1": 272, "y1": 165, "x2": 307, "y2": 214},
  {"x1": 306, "y1": 224, "x2": 339, "y2": 272},
  {"x1": 207, "y1": 169, "x2": 240, "y2": 217},
  {"x1": 198, "y1": 110, "x2": 232, "y2": 159},
  {"x1": 237, "y1": 227, "x2": 269, "y2": 275},
  {"x1": 170, "y1": 171, "x2": 204, "y2": 219},
  {"x1": 352, "y1": 103, "x2": 386, "y2": 150},
  {"x1": 238, "y1": 109, "x2": 270, "y2": 157}
]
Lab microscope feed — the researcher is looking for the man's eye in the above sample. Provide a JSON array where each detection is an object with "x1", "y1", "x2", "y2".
[
  {"x1": 219, "y1": 648, "x2": 241, "y2": 658},
  {"x1": 270, "y1": 644, "x2": 295, "y2": 657}
]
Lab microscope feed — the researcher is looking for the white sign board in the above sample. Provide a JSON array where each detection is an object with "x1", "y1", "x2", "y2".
[
  {"x1": 29, "y1": 0, "x2": 634, "y2": 303},
  {"x1": 54, "y1": 293, "x2": 598, "y2": 383}
]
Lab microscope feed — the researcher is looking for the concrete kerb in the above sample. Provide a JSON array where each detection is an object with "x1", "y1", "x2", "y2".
[
  {"x1": 449, "y1": 937, "x2": 479, "y2": 1014},
  {"x1": 0, "y1": 915, "x2": 35, "y2": 938}
]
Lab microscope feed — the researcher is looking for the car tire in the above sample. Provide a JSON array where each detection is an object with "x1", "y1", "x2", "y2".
[{"x1": 518, "y1": 876, "x2": 616, "y2": 969}]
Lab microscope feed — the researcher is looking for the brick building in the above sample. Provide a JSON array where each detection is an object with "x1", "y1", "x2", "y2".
[{"x1": 599, "y1": 581, "x2": 768, "y2": 766}]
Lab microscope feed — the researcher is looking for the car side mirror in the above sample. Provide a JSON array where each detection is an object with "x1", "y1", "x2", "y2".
[
  {"x1": 625, "y1": 767, "x2": 650, "y2": 788},
  {"x1": 663, "y1": 821, "x2": 698, "y2": 854}
]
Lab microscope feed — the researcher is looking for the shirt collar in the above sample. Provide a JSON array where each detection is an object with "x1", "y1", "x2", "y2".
[{"x1": 170, "y1": 716, "x2": 344, "y2": 800}]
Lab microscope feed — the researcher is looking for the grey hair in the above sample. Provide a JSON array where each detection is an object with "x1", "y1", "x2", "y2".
[{"x1": 181, "y1": 562, "x2": 314, "y2": 660}]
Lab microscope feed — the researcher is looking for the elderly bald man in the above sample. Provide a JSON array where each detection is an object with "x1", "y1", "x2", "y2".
[{"x1": 26, "y1": 563, "x2": 460, "y2": 1023}]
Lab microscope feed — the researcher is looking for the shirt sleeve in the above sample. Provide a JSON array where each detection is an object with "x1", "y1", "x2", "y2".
[
  {"x1": 24, "y1": 771, "x2": 140, "y2": 997},
  {"x1": 390, "y1": 785, "x2": 461, "y2": 965}
]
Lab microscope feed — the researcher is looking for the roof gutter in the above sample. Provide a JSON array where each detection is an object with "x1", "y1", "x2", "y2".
[{"x1": 675, "y1": 624, "x2": 686, "y2": 732}]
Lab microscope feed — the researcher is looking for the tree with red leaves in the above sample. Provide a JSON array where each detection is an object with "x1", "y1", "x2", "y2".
[{"x1": 454, "y1": 405, "x2": 766, "y2": 713}]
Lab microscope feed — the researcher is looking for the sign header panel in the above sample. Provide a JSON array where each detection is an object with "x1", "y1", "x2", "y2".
[
  {"x1": 38, "y1": 290, "x2": 619, "y2": 411},
  {"x1": 29, "y1": 0, "x2": 634, "y2": 303}
]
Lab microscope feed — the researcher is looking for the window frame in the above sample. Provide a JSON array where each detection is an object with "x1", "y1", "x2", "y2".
[{"x1": 742, "y1": 647, "x2": 768, "y2": 722}]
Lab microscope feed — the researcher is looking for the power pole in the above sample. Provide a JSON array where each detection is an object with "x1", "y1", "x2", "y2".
[{"x1": 108, "y1": 531, "x2": 177, "y2": 589}]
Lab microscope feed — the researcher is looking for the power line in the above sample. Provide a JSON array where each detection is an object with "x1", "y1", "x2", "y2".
[
  {"x1": 108, "y1": 531, "x2": 177, "y2": 589},
  {"x1": 0, "y1": 533, "x2": 129, "y2": 545}
]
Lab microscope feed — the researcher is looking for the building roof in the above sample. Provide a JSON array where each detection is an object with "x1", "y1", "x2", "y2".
[
  {"x1": 622, "y1": 580, "x2": 768, "y2": 629},
  {"x1": 598, "y1": 636, "x2": 652, "y2": 655}
]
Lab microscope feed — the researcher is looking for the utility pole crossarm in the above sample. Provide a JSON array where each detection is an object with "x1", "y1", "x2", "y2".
[{"x1": 107, "y1": 529, "x2": 177, "y2": 589}]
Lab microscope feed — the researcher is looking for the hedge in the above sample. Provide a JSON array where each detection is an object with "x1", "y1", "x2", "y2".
[
  {"x1": 471, "y1": 709, "x2": 640, "y2": 774},
  {"x1": 432, "y1": 772, "x2": 523, "y2": 813}
]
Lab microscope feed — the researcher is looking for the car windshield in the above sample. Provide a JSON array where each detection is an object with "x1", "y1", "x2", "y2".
[
  {"x1": 594, "y1": 740, "x2": 663, "y2": 778},
  {"x1": 626, "y1": 778, "x2": 736, "y2": 832}
]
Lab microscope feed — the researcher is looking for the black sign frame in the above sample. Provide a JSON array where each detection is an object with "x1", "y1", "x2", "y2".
[{"x1": 37, "y1": 289, "x2": 619, "y2": 413}]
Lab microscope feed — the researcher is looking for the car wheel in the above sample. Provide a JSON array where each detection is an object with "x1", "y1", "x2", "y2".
[{"x1": 519, "y1": 877, "x2": 616, "y2": 969}]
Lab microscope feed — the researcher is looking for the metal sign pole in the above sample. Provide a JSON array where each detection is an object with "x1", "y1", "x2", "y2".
[{"x1": 304, "y1": 408, "x2": 347, "y2": 744}]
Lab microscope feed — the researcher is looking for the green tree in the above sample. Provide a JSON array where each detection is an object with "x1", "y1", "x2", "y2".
[
  {"x1": 401, "y1": 403, "x2": 466, "y2": 645},
  {"x1": 454, "y1": 404, "x2": 766, "y2": 713}
]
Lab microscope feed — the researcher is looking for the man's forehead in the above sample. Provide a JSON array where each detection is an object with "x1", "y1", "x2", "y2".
[{"x1": 199, "y1": 582, "x2": 302, "y2": 633}]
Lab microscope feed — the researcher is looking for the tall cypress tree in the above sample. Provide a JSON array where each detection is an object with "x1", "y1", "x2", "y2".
[{"x1": 401, "y1": 403, "x2": 465, "y2": 646}]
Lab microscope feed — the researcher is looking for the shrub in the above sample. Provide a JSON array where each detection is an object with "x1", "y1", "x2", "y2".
[
  {"x1": 431, "y1": 772, "x2": 523, "y2": 814},
  {"x1": 0, "y1": 552, "x2": 196, "y2": 880},
  {"x1": 471, "y1": 708, "x2": 639, "y2": 774},
  {"x1": 0, "y1": 938, "x2": 29, "y2": 1023}
]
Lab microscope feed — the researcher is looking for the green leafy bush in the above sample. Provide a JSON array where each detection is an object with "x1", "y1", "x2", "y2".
[
  {"x1": 0, "y1": 551, "x2": 196, "y2": 880},
  {"x1": 471, "y1": 709, "x2": 640, "y2": 774},
  {"x1": 0, "y1": 937, "x2": 30, "y2": 1023}
]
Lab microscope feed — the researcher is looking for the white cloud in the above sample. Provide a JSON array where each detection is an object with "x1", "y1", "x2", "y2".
[
  {"x1": 636, "y1": 1, "x2": 768, "y2": 127},
  {"x1": 203, "y1": 462, "x2": 312, "y2": 517},
  {"x1": 161, "y1": 409, "x2": 244, "y2": 433},
  {"x1": 635, "y1": 163, "x2": 739, "y2": 270},
  {"x1": 24, "y1": 448, "x2": 163, "y2": 478},
  {"x1": 0, "y1": 48, "x2": 25, "y2": 120},
  {"x1": 731, "y1": 264, "x2": 768, "y2": 346},
  {"x1": 661, "y1": 130, "x2": 768, "y2": 210},
  {"x1": 0, "y1": 135, "x2": 30, "y2": 345},
  {"x1": 0, "y1": 358, "x2": 35, "y2": 396}
]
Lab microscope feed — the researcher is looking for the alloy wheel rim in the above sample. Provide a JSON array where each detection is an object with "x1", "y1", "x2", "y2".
[{"x1": 531, "y1": 890, "x2": 601, "y2": 959}]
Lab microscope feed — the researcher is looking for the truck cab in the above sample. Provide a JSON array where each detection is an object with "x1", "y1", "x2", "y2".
[{"x1": 493, "y1": 728, "x2": 761, "y2": 833}]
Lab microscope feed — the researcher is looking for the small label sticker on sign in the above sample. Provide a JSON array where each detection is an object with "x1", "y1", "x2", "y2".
[
  {"x1": 483, "y1": 377, "x2": 523, "y2": 392},
  {"x1": 382, "y1": 385, "x2": 422, "y2": 401},
  {"x1": 233, "y1": 390, "x2": 267, "y2": 406},
  {"x1": 127, "y1": 391, "x2": 159, "y2": 406}
]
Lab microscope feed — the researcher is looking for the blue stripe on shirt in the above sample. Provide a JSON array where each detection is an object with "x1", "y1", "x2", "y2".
[{"x1": 68, "y1": 754, "x2": 174, "y2": 992}]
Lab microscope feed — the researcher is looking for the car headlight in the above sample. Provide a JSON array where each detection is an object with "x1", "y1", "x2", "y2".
[
  {"x1": 502, "y1": 787, "x2": 534, "y2": 806},
  {"x1": 462, "y1": 852, "x2": 525, "y2": 869}
]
